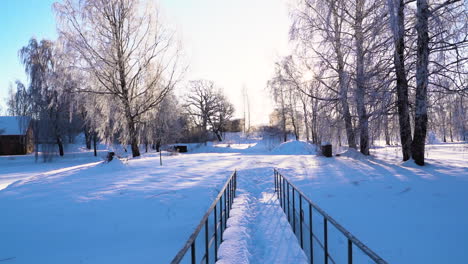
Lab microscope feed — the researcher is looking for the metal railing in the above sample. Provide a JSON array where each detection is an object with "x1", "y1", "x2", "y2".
[
  {"x1": 171, "y1": 171, "x2": 237, "y2": 264},
  {"x1": 274, "y1": 169, "x2": 388, "y2": 264}
]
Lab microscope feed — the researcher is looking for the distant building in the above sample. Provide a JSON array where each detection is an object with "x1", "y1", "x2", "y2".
[{"x1": 0, "y1": 116, "x2": 34, "y2": 155}]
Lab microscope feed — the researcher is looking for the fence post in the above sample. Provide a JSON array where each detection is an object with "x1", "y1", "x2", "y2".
[
  {"x1": 219, "y1": 196, "x2": 223, "y2": 241},
  {"x1": 227, "y1": 182, "x2": 230, "y2": 218},
  {"x1": 287, "y1": 183, "x2": 290, "y2": 222},
  {"x1": 214, "y1": 204, "x2": 218, "y2": 261},
  {"x1": 280, "y1": 175, "x2": 283, "y2": 208},
  {"x1": 224, "y1": 189, "x2": 227, "y2": 228},
  {"x1": 234, "y1": 171, "x2": 237, "y2": 190},
  {"x1": 292, "y1": 188, "x2": 296, "y2": 233},
  {"x1": 324, "y1": 217, "x2": 328, "y2": 264},
  {"x1": 300, "y1": 195, "x2": 303, "y2": 248},
  {"x1": 309, "y1": 203, "x2": 314, "y2": 264},
  {"x1": 231, "y1": 178, "x2": 234, "y2": 206},
  {"x1": 205, "y1": 220, "x2": 209, "y2": 264},
  {"x1": 283, "y1": 178, "x2": 286, "y2": 213},
  {"x1": 274, "y1": 170, "x2": 277, "y2": 194},
  {"x1": 348, "y1": 239, "x2": 353, "y2": 264},
  {"x1": 191, "y1": 243, "x2": 196, "y2": 264}
]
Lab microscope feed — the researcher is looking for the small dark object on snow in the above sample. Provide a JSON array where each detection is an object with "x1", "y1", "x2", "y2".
[
  {"x1": 106, "y1": 152, "x2": 115, "y2": 162},
  {"x1": 321, "y1": 144, "x2": 332, "y2": 157},
  {"x1": 174, "y1": 145, "x2": 187, "y2": 153}
]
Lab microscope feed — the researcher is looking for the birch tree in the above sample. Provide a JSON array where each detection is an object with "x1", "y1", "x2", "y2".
[
  {"x1": 54, "y1": 0, "x2": 182, "y2": 157},
  {"x1": 291, "y1": 0, "x2": 357, "y2": 149}
]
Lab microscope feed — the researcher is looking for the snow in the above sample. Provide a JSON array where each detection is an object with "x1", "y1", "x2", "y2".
[
  {"x1": 0, "y1": 116, "x2": 31, "y2": 135},
  {"x1": 0, "y1": 138, "x2": 467, "y2": 264},
  {"x1": 278, "y1": 142, "x2": 468, "y2": 264},
  {"x1": 337, "y1": 148, "x2": 369, "y2": 159},
  {"x1": 270, "y1": 140, "x2": 317, "y2": 155},
  {"x1": 217, "y1": 166, "x2": 308, "y2": 264}
]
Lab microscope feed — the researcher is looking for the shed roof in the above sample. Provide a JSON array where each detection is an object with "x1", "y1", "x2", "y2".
[{"x1": 0, "y1": 116, "x2": 31, "y2": 136}]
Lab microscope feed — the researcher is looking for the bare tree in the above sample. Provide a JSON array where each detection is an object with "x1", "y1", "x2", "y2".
[
  {"x1": 54, "y1": 0, "x2": 182, "y2": 157},
  {"x1": 291, "y1": 0, "x2": 358, "y2": 149},
  {"x1": 184, "y1": 80, "x2": 235, "y2": 142}
]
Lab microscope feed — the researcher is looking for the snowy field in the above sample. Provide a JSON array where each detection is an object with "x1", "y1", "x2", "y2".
[{"x1": 0, "y1": 139, "x2": 467, "y2": 264}]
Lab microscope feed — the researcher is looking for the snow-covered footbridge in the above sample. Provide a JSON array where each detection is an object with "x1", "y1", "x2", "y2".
[{"x1": 171, "y1": 167, "x2": 387, "y2": 264}]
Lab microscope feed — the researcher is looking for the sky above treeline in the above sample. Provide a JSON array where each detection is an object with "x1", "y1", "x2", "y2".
[{"x1": 0, "y1": 0, "x2": 292, "y2": 125}]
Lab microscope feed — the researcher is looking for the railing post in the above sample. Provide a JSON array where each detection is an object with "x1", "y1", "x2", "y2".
[
  {"x1": 205, "y1": 220, "x2": 209, "y2": 264},
  {"x1": 224, "y1": 188, "x2": 227, "y2": 228},
  {"x1": 227, "y1": 182, "x2": 230, "y2": 218},
  {"x1": 219, "y1": 197, "x2": 223, "y2": 241},
  {"x1": 324, "y1": 217, "x2": 328, "y2": 264},
  {"x1": 348, "y1": 239, "x2": 352, "y2": 264},
  {"x1": 279, "y1": 175, "x2": 283, "y2": 207},
  {"x1": 214, "y1": 204, "x2": 218, "y2": 261},
  {"x1": 309, "y1": 203, "x2": 314, "y2": 264},
  {"x1": 287, "y1": 183, "x2": 290, "y2": 222},
  {"x1": 234, "y1": 171, "x2": 237, "y2": 190},
  {"x1": 292, "y1": 188, "x2": 296, "y2": 233},
  {"x1": 282, "y1": 177, "x2": 286, "y2": 212},
  {"x1": 231, "y1": 177, "x2": 234, "y2": 205},
  {"x1": 300, "y1": 195, "x2": 303, "y2": 248},
  {"x1": 191, "y1": 243, "x2": 196, "y2": 264},
  {"x1": 274, "y1": 170, "x2": 276, "y2": 192},
  {"x1": 278, "y1": 174, "x2": 281, "y2": 207}
]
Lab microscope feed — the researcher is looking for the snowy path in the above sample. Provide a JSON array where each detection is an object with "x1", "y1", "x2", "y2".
[
  {"x1": 217, "y1": 161, "x2": 308, "y2": 264},
  {"x1": 0, "y1": 141, "x2": 466, "y2": 264}
]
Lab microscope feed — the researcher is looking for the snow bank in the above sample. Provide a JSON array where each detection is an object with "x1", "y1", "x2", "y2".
[
  {"x1": 338, "y1": 148, "x2": 369, "y2": 160},
  {"x1": 270, "y1": 140, "x2": 317, "y2": 155}
]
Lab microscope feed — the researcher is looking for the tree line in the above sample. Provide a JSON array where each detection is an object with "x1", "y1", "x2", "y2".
[
  {"x1": 6, "y1": 0, "x2": 236, "y2": 159},
  {"x1": 268, "y1": 0, "x2": 467, "y2": 165}
]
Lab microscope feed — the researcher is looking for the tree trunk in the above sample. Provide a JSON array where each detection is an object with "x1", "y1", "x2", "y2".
[
  {"x1": 93, "y1": 133, "x2": 97, "y2": 157},
  {"x1": 412, "y1": 0, "x2": 430, "y2": 166},
  {"x1": 214, "y1": 131, "x2": 223, "y2": 141},
  {"x1": 290, "y1": 109, "x2": 299, "y2": 140},
  {"x1": 127, "y1": 116, "x2": 140, "y2": 157},
  {"x1": 129, "y1": 129, "x2": 140, "y2": 157},
  {"x1": 354, "y1": 0, "x2": 369, "y2": 155},
  {"x1": 302, "y1": 99, "x2": 310, "y2": 141},
  {"x1": 388, "y1": 0, "x2": 413, "y2": 161},
  {"x1": 449, "y1": 111, "x2": 454, "y2": 142},
  {"x1": 442, "y1": 117, "x2": 447, "y2": 142},
  {"x1": 281, "y1": 102, "x2": 288, "y2": 142},
  {"x1": 384, "y1": 114, "x2": 391, "y2": 145},
  {"x1": 461, "y1": 96, "x2": 466, "y2": 141},
  {"x1": 156, "y1": 140, "x2": 161, "y2": 152},
  {"x1": 84, "y1": 129, "x2": 91, "y2": 149},
  {"x1": 342, "y1": 97, "x2": 356, "y2": 148},
  {"x1": 333, "y1": 3, "x2": 356, "y2": 149},
  {"x1": 57, "y1": 135, "x2": 64, "y2": 156}
]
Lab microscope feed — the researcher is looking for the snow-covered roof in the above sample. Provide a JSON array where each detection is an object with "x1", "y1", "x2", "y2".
[{"x1": 0, "y1": 116, "x2": 31, "y2": 136}]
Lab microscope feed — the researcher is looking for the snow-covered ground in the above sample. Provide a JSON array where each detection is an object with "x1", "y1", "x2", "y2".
[{"x1": 0, "y1": 139, "x2": 467, "y2": 263}]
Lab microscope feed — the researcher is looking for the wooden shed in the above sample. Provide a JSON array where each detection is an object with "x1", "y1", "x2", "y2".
[{"x1": 0, "y1": 116, "x2": 34, "y2": 155}]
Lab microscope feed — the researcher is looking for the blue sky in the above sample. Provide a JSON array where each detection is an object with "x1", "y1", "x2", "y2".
[
  {"x1": 0, "y1": 0, "x2": 57, "y2": 112},
  {"x1": 0, "y1": 0, "x2": 291, "y2": 124}
]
